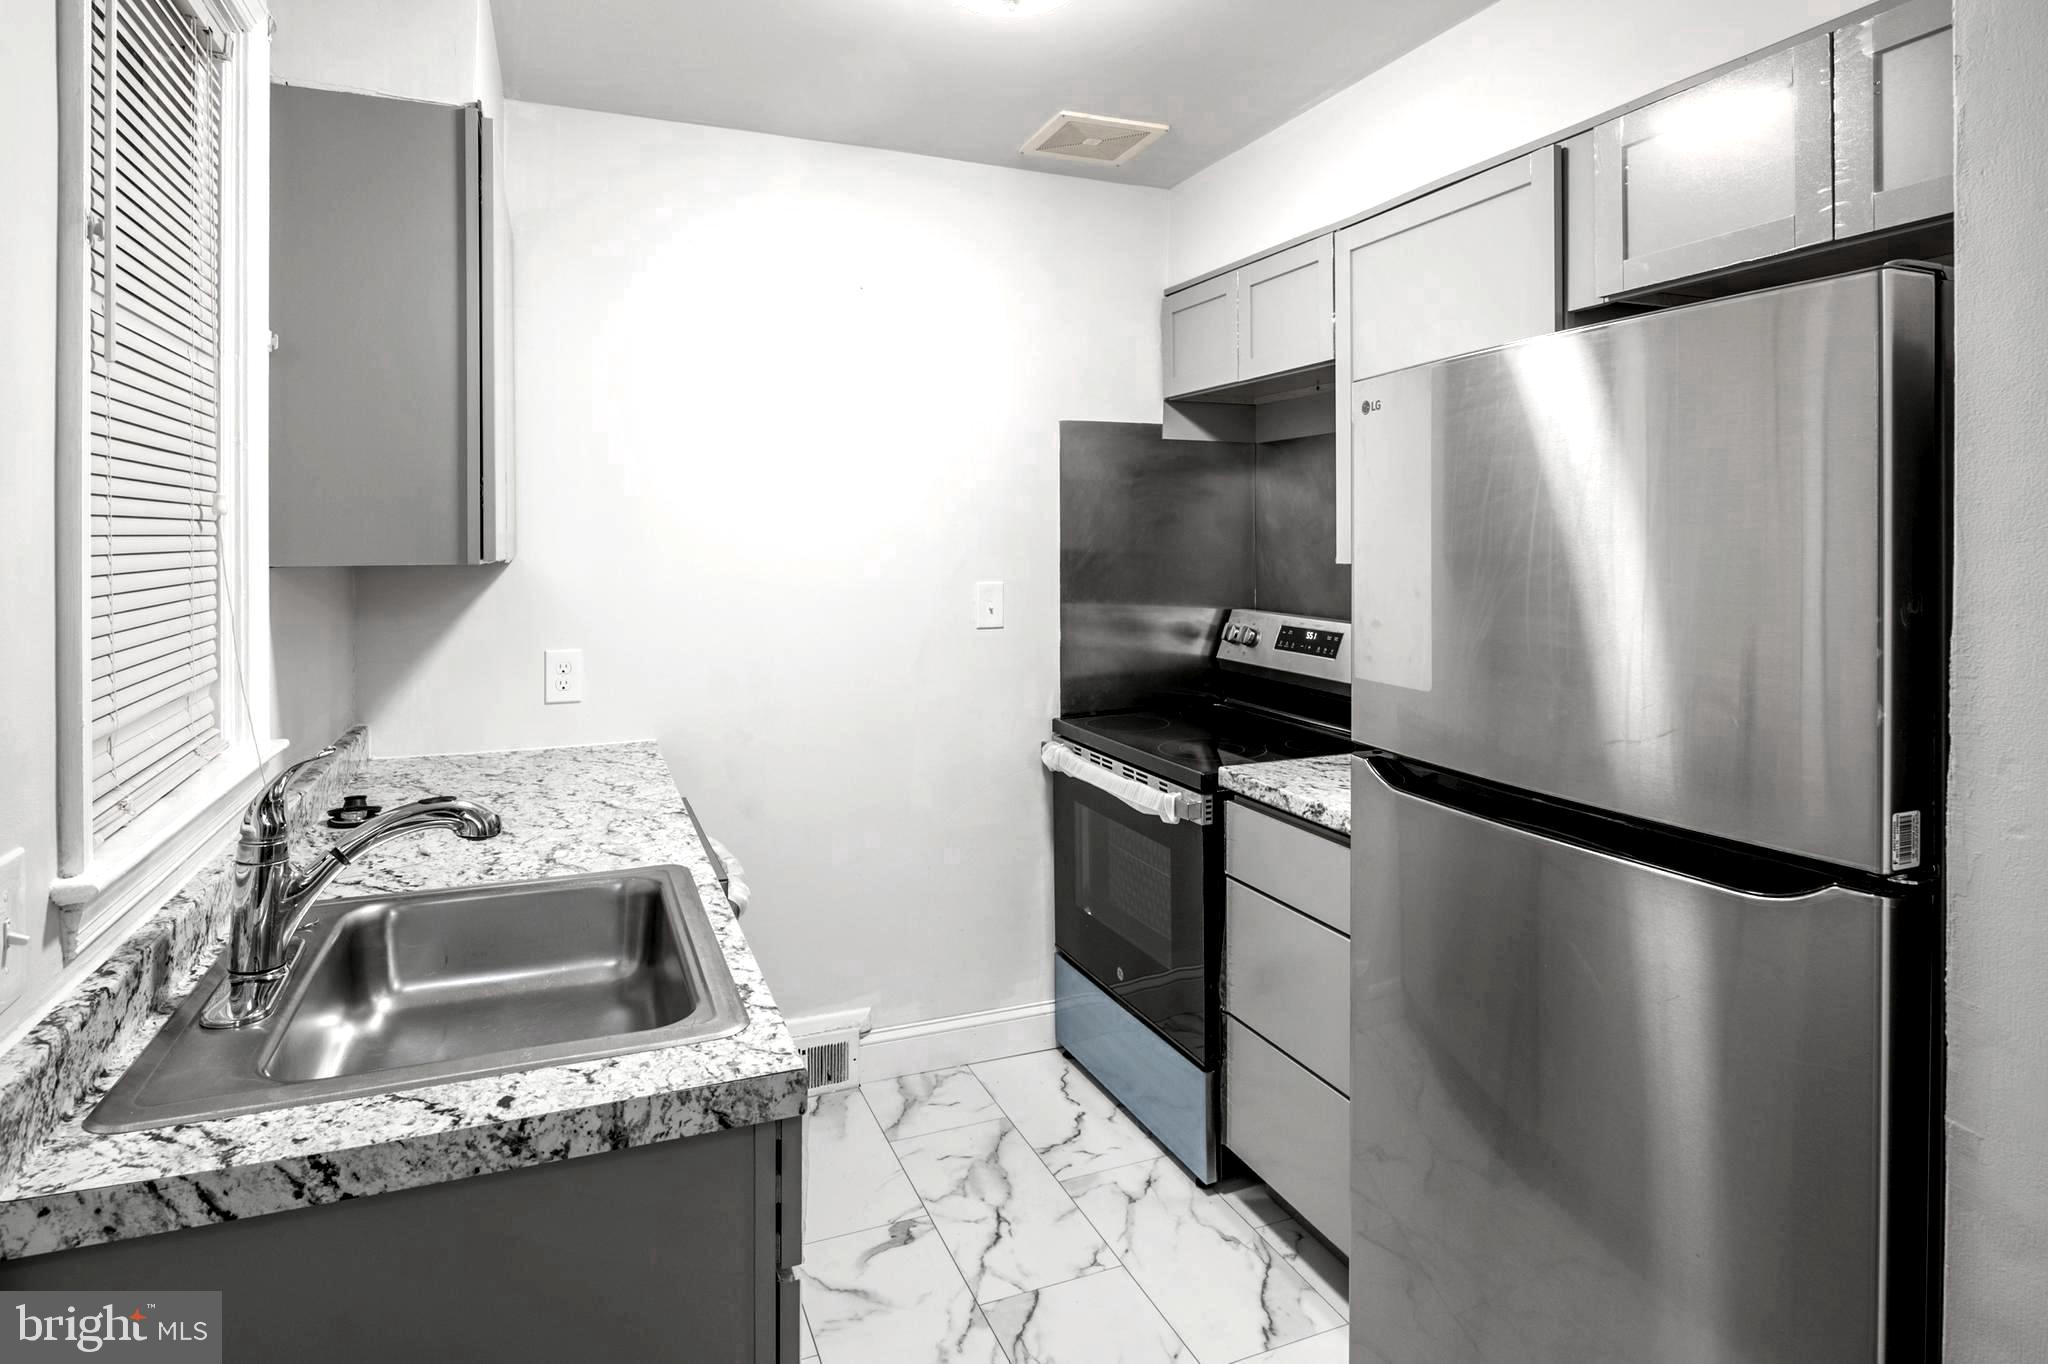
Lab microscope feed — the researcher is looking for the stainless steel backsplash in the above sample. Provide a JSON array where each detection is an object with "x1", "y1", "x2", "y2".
[{"x1": 1059, "y1": 421, "x2": 1351, "y2": 714}]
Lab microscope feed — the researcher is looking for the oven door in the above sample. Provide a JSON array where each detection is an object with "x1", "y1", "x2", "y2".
[{"x1": 1051, "y1": 764, "x2": 1218, "y2": 1068}]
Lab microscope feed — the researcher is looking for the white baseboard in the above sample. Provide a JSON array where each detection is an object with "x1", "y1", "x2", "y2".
[{"x1": 858, "y1": 999, "x2": 1056, "y2": 1082}]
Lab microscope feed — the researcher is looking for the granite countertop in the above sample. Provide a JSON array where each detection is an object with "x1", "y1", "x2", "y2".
[
  {"x1": 1219, "y1": 754, "x2": 1354, "y2": 835},
  {"x1": 0, "y1": 742, "x2": 804, "y2": 1260}
]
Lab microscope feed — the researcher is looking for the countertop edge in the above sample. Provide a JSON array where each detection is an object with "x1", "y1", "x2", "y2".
[
  {"x1": 0, "y1": 1069, "x2": 805, "y2": 1259},
  {"x1": 0, "y1": 740, "x2": 807, "y2": 1260},
  {"x1": 1217, "y1": 754, "x2": 1355, "y2": 837}
]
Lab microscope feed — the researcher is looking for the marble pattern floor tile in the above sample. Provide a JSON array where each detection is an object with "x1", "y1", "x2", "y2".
[
  {"x1": 805, "y1": 1090, "x2": 923, "y2": 1242},
  {"x1": 893, "y1": 1118, "x2": 1118, "y2": 1304},
  {"x1": 1254, "y1": 1219, "x2": 1349, "y2": 1320},
  {"x1": 802, "y1": 1309, "x2": 819, "y2": 1359},
  {"x1": 864, "y1": 1068, "x2": 1005, "y2": 1142},
  {"x1": 802, "y1": 1217, "x2": 1002, "y2": 1364},
  {"x1": 1244, "y1": 1328, "x2": 1351, "y2": 1362},
  {"x1": 983, "y1": 1268, "x2": 1194, "y2": 1364},
  {"x1": 1213, "y1": 1176, "x2": 1289, "y2": 1229},
  {"x1": 1064, "y1": 1156, "x2": 1344, "y2": 1364},
  {"x1": 969, "y1": 1051, "x2": 1166, "y2": 1180}
]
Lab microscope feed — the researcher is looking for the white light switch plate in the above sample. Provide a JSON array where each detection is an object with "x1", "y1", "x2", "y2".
[
  {"x1": 0, "y1": 847, "x2": 30, "y2": 1012},
  {"x1": 974, "y1": 580, "x2": 1004, "y2": 630},
  {"x1": 545, "y1": 648, "x2": 585, "y2": 704}
]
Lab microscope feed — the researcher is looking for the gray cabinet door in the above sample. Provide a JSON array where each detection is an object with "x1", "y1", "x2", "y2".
[
  {"x1": 271, "y1": 85, "x2": 501, "y2": 566},
  {"x1": 1161, "y1": 273, "x2": 1239, "y2": 397},
  {"x1": 1225, "y1": 802, "x2": 1349, "y2": 935},
  {"x1": 1335, "y1": 151, "x2": 1561, "y2": 564},
  {"x1": 1238, "y1": 236, "x2": 1334, "y2": 382},
  {"x1": 1560, "y1": 130, "x2": 1603, "y2": 312},
  {"x1": 1225, "y1": 879, "x2": 1349, "y2": 1091},
  {"x1": 1592, "y1": 36, "x2": 1834, "y2": 298},
  {"x1": 1835, "y1": 0, "x2": 1954, "y2": 237},
  {"x1": 1223, "y1": 1017, "x2": 1350, "y2": 1250}
]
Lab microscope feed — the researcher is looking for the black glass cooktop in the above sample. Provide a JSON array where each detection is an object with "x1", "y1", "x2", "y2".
[{"x1": 1052, "y1": 702, "x2": 1353, "y2": 792}]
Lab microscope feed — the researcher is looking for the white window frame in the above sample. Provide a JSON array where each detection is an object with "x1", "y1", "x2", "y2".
[{"x1": 50, "y1": 0, "x2": 281, "y2": 961}]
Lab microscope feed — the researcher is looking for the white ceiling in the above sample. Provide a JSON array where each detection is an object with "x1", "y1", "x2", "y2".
[{"x1": 489, "y1": 0, "x2": 1498, "y2": 189}]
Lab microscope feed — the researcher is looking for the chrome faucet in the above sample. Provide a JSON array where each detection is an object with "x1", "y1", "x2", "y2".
[{"x1": 202, "y1": 746, "x2": 502, "y2": 1028}]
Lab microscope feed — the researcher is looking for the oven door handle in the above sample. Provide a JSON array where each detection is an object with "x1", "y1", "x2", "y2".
[{"x1": 1041, "y1": 741, "x2": 1211, "y2": 825}]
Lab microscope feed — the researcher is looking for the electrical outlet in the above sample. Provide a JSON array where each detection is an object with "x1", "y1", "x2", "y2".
[
  {"x1": 975, "y1": 580, "x2": 1004, "y2": 630},
  {"x1": 0, "y1": 848, "x2": 31, "y2": 1012},
  {"x1": 544, "y1": 648, "x2": 585, "y2": 704}
]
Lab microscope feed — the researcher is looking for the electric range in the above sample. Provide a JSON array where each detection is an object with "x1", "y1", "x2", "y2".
[{"x1": 1041, "y1": 608, "x2": 1353, "y2": 1183}]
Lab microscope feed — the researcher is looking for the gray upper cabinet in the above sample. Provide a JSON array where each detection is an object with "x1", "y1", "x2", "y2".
[
  {"x1": 1592, "y1": 35, "x2": 1834, "y2": 299},
  {"x1": 1835, "y1": 0, "x2": 1955, "y2": 237},
  {"x1": 1237, "y1": 236, "x2": 1335, "y2": 382},
  {"x1": 271, "y1": 85, "x2": 509, "y2": 567},
  {"x1": 1334, "y1": 150, "x2": 1561, "y2": 563},
  {"x1": 1161, "y1": 237, "x2": 1333, "y2": 399},
  {"x1": 1161, "y1": 273, "x2": 1239, "y2": 398}
]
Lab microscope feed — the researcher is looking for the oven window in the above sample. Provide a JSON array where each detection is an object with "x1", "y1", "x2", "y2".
[
  {"x1": 1093, "y1": 818, "x2": 1176, "y2": 967},
  {"x1": 1052, "y1": 772, "x2": 1214, "y2": 1066}
]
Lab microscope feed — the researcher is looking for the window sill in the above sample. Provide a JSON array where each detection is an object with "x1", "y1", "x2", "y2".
[{"x1": 48, "y1": 737, "x2": 290, "y2": 963}]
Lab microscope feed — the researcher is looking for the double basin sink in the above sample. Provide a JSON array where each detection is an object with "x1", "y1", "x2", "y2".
[{"x1": 88, "y1": 865, "x2": 747, "y2": 1133}]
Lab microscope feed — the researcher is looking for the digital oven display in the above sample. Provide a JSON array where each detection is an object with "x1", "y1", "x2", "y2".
[{"x1": 1275, "y1": 625, "x2": 1344, "y2": 659}]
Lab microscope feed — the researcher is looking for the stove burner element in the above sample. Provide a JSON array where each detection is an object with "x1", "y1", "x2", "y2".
[{"x1": 1091, "y1": 714, "x2": 1173, "y2": 733}]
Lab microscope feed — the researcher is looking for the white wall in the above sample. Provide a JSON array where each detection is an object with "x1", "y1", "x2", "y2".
[
  {"x1": 269, "y1": 0, "x2": 491, "y2": 108},
  {"x1": 1168, "y1": 0, "x2": 1864, "y2": 281},
  {"x1": 271, "y1": 570, "x2": 359, "y2": 761},
  {"x1": 350, "y1": 101, "x2": 1168, "y2": 1029},
  {"x1": 0, "y1": 0, "x2": 65, "y2": 1031},
  {"x1": 1943, "y1": 0, "x2": 2048, "y2": 1354}
]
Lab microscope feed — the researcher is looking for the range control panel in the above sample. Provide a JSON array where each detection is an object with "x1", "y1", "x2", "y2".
[{"x1": 1216, "y1": 609, "x2": 1351, "y2": 687}]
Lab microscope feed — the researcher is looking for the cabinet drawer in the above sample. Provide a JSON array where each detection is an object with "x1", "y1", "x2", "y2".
[
  {"x1": 1226, "y1": 802, "x2": 1349, "y2": 934},
  {"x1": 1224, "y1": 1017, "x2": 1350, "y2": 1251},
  {"x1": 1226, "y1": 880, "x2": 1349, "y2": 1091}
]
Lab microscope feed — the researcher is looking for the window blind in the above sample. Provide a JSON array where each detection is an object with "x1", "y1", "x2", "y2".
[{"x1": 89, "y1": 0, "x2": 228, "y2": 843}]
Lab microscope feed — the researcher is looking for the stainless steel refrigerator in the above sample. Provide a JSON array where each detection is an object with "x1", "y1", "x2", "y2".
[{"x1": 1347, "y1": 265, "x2": 1945, "y2": 1363}]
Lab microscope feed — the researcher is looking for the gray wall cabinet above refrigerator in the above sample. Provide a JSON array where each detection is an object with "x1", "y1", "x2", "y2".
[
  {"x1": 1590, "y1": 36, "x2": 1836, "y2": 301},
  {"x1": 1834, "y1": 0, "x2": 1956, "y2": 238},
  {"x1": 1577, "y1": 0, "x2": 1954, "y2": 304},
  {"x1": 270, "y1": 85, "x2": 511, "y2": 567}
]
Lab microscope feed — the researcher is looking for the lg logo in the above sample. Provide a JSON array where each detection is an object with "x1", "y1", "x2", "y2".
[{"x1": 1360, "y1": 398, "x2": 1383, "y2": 415}]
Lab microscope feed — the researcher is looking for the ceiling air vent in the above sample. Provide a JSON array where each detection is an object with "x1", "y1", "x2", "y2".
[{"x1": 1021, "y1": 111, "x2": 1168, "y2": 166}]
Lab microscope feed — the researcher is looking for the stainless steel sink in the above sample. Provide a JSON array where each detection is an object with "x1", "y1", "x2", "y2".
[{"x1": 87, "y1": 865, "x2": 747, "y2": 1133}]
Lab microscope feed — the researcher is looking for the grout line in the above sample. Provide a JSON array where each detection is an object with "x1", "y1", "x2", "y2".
[
  {"x1": 961, "y1": 1055, "x2": 1206, "y2": 1364},
  {"x1": 1225, "y1": 1323, "x2": 1351, "y2": 1364}
]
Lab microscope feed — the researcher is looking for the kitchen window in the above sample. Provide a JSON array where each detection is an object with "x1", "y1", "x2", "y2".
[{"x1": 51, "y1": 0, "x2": 276, "y2": 958}]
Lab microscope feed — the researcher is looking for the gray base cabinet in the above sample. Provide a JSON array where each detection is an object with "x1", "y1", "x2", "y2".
[
  {"x1": 1222, "y1": 802, "x2": 1352, "y2": 1252},
  {"x1": 0, "y1": 1120, "x2": 805, "y2": 1363}
]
